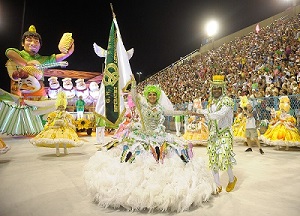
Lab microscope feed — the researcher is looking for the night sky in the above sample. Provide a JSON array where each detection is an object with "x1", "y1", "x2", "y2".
[{"x1": 0, "y1": 0, "x2": 293, "y2": 92}]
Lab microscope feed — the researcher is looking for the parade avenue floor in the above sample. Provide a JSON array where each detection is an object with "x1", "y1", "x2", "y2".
[{"x1": 0, "y1": 132, "x2": 300, "y2": 216}]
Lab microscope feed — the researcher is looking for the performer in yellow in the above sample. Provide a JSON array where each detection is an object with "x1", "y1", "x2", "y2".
[
  {"x1": 232, "y1": 106, "x2": 247, "y2": 142},
  {"x1": 261, "y1": 96, "x2": 300, "y2": 150},
  {"x1": 30, "y1": 92, "x2": 84, "y2": 156},
  {"x1": 232, "y1": 95, "x2": 248, "y2": 143},
  {"x1": 182, "y1": 116, "x2": 209, "y2": 144},
  {"x1": 182, "y1": 98, "x2": 209, "y2": 145}
]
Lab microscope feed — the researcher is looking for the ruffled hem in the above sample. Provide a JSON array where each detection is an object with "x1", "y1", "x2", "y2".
[
  {"x1": 84, "y1": 150, "x2": 215, "y2": 212},
  {"x1": 233, "y1": 136, "x2": 246, "y2": 142},
  {"x1": 260, "y1": 136, "x2": 300, "y2": 147},
  {"x1": 30, "y1": 138, "x2": 84, "y2": 148}
]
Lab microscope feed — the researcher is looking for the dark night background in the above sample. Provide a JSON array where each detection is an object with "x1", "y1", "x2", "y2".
[{"x1": 0, "y1": 0, "x2": 293, "y2": 92}]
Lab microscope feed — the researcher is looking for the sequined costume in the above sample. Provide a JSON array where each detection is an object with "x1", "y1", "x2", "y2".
[
  {"x1": 30, "y1": 110, "x2": 84, "y2": 148},
  {"x1": 199, "y1": 75, "x2": 237, "y2": 194},
  {"x1": 261, "y1": 96, "x2": 300, "y2": 149},
  {"x1": 232, "y1": 112, "x2": 247, "y2": 142},
  {"x1": 30, "y1": 92, "x2": 84, "y2": 156},
  {"x1": 84, "y1": 84, "x2": 215, "y2": 212},
  {"x1": 182, "y1": 116, "x2": 209, "y2": 145},
  {"x1": 203, "y1": 96, "x2": 236, "y2": 171}
]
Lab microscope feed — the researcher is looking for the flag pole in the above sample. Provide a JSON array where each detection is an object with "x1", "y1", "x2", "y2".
[{"x1": 110, "y1": 3, "x2": 116, "y2": 18}]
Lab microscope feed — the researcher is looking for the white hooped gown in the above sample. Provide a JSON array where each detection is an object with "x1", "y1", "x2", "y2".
[{"x1": 84, "y1": 96, "x2": 215, "y2": 212}]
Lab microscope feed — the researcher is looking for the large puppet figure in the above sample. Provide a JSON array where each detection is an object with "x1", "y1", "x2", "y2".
[
  {"x1": 1, "y1": 25, "x2": 74, "y2": 136},
  {"x1": 261, "y1": 96, "x2": 300, "y2": 150},
  {"x1": 5, "y1": 25, "x2": 74, "y2": 101}
]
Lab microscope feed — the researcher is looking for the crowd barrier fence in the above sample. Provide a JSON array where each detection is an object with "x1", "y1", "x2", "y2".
[{"x1": 166, "y1": 94, "x2": 300, "y2": 132}]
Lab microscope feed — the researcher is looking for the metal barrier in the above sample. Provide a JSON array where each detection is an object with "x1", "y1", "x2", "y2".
[
  {"x1": 168, "y1": 94, "x2": 300, "y2": 131},
  {"x1": 233, "y1": 95, "x2": 300, "y2": 124}
]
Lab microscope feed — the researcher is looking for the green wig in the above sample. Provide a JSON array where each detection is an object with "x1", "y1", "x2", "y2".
[{"x1": 143, "y1": 85, "x2": 161, "y2": 103}]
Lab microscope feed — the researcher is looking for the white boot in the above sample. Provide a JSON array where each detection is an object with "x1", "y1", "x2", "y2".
[
  {"x1": 96, "y1": 127, "x2": 105, "y2": 144},
  {"x1": 56, "y1": 148, "x2": 60, "y2": 157},
  {"x1": 184, "y1": 116, "x2": 188, "y2": 133},
  {"x1": 175, "y1": 122, "x2": 181, "y2": 136}
]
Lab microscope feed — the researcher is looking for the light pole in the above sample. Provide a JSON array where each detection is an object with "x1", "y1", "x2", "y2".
[{"x1": 136, "y1": 72, "x2": 142, "y2": 83}]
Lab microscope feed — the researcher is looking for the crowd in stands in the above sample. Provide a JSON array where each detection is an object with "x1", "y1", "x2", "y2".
[{"x1": 137, "y1": 13, "x2": 300, "y2": 118}]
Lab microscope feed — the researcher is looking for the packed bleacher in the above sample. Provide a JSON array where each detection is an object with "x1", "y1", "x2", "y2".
[{"x1": 137, "y1": 9, "x2": 300, "y2": 128}]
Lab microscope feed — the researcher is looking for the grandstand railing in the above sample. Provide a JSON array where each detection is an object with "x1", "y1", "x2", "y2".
[{"x1": 165, "y1": 94, "x2": 300, "y2": 131}]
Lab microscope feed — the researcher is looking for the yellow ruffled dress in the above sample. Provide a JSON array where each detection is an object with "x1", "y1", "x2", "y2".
[
  {"x1": 182, "y1": 118, "x2": 209, "y2": 144},
  {"x1": 30, "y1": 110, "x2": 84, "y2": 148},
  {"x1": 232, "y1": 113, "x2": 246, "y2": 142},
  {"x1": 261, "y1": 111, "x2": 300, "y2": 147}
]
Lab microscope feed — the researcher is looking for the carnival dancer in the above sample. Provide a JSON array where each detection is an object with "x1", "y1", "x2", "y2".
[
  {"x1": 30, "y1": 92, "x2": 84, "y2": 156},
  {"x1": 232, "y1": 96, "x2": 249, "y2": 143},
  {"x1": 182, "y1": 98, "x2": 209, "y2": 145},
  {"x1": 84, "y1": 80, "x2": 215, "y2": 212},
  {"x1": 197, "y1": 75, "x2": 238, "y2": 194},
  {"x1": 261, "y1": 96, "x2": 300, "y2": 150},
  {"x1": 75, "y1": 95, "x2": 85, "y2": 120},
  {"x1": 113, "y1": 93, "x2": 137, "y2": 140},
  {"x1": 232, "y1": 106, "x2": 247, "y2": 142}
]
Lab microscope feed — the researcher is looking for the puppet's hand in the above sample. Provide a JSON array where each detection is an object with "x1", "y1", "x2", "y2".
[
  {"x1": 67, "y1": 42, "x2": 74, "y2": 56},
  {"x1": 58, "y1": 33, "x2": 74, "y2": 54}
]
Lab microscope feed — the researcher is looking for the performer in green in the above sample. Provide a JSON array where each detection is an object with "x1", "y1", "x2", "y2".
[
  {"x1": 198, "y1": 75, "x2": 237, "y2": 194},
  {"x1": 75, "y1": 95, "x2": 85, "y2": 119},
  {"x1": 174, "y1": 115, "x2": 183, "y2": 136}
]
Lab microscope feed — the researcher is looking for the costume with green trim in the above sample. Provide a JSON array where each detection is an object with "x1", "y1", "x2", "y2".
[
  {"x1": 202, "y1": 75, "x2": 237, "y2": 172},
  {"x1": 84, "y1": 84, "x2": 216, "y2": 212},
  {"x1": 206, "y1": 96, "x2": 236, "y2": 171}
]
